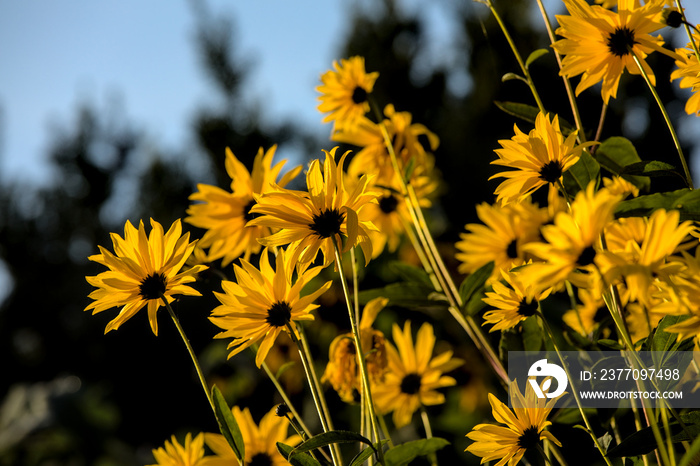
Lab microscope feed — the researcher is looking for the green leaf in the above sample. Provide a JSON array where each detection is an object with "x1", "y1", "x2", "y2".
[
  {"x1": 290, "y1": 430, "x2": 375, "y2": 458},
  {"x1": 458, "y1": 261, "x2": 493, "y2": 310},
  {"x1": 498, "y1": 317, "x2": 542, "y2": 363},
  {"x1": 615, "y1": 188, "x2": 700, "y2": 221},
  {"x1": 596, "y1": 339, "x2": 624, "y2": 350},
  {"x1": 212, "y1": 386, "x2": 245, "y2": 461},
  {"x1": 389, "y1": 261, "x2": 433, "y2": 288},
  {"x1": 501, "y1": 72, "x2": 527, "y2": 84},
  {"x1": 562, "y1": 150, "x2": 600, "y2": 195},
  {"x1": 679, "y1": 432, "x2": 700, "y2": 466},
  {"x1": 526, "y1": 48, "x2": 549, "y2": 68},
  {"x1": 607, "y1": 411, "x2": 700, "y2": 458},
  {"x1": 620, "y1": 160, "x2": 680, "y2": 178},
  {"x1": 358, "y1": 283, "x2": 448, "y2": 312},
  {"x1": 493, "y1": 101, "x2": 576, "y2": 135},
  {"x1": 276, "y1": 442, "x2": 322, "y2": 466},
  {"x1": 594, "y1": 136, "x2": 650, "y2": 190},
  {"x1": 384, "y1": 438, "x2": 450, "y2": 466},
  {"x1": 348, "y1": 440, "x2": 390, "y2": 466}
]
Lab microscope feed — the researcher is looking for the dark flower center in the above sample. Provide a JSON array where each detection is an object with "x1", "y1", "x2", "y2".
[
  {"x1": 248, "y1": 452, "x2": 274, "y2": 466},
  {"x1": 275, "y1": 403, "x2": 291, "y2": 417},
  {"x1": 351, "y1": 86, "x2": 368, "y2": 104},
  {"x1": 665, "y1": 10, "x2": 683, "y2": 28},
  {"x1": 517, "y1": 298, "x2": 539, "y2": 317},
  {"x1": 243, "y1": 198, "x2": 258, "y2": 222},
  {"x1": 576, "y1": 245, "x2": 597, "y2": 267},
  {"x1": 309, "y1": 208, "x2": 345, "y2": 238},
  {"x1": 607, "y1": 26, "x2": 637, "y2": 57},
  {"x1": 139, "y1": 272, "x2": 167, "y2": 300},
  {"x1": 506, "y1": 239, "x2": 518, "y2": 259},
  {"x1": 517, "y1": 425, "x2": 541, "y2": 450},
  {"x1": 265, "y1": 301, "x2": 293, "y2": 327},
  {"x1": 538, "y1": 160, "x2": 564, "y2": 183},
  {"x1": 400, "y1": 373, "x2": 422, "y2": 395},
  {"x1": 379, "y1": 194, "x2": 399, "y2": 214}
]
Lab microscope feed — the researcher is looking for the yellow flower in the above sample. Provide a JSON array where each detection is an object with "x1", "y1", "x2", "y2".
[
  {"x1": 322, "y1": 297, "x2": 389, "y2": 403},
  {"x1": 209, "y1": 248, "x2": 332, "y2": 367},
  {"x1": 204, "y1": 406, "x2": 300, "y2": 466},
  {"x1": 466, "y1": 381, "x2": 561, "y2": 466},
  {"x1": 85, "y1": 219, "x2": 207, "y2": 335},
  {"x1": 671, "y1": 32, "x2": 700, "y2": 116},
  {"x1": 490, "y1": 112, "x2": 587, "y2": 205},
  {"x1": 248, "y1": 147, "x2": 380, "y2": 269},
  {"x1": 149, "y1": 432, "x2": 215, "y2": 466},
  {"x1": 553, "y1": 0, "x2": 672, "y2": 104},
  {"x1": 482, "y1": 270, "x2": 552, "y2": 332},
  {"x1": 524, "y1": 182, "x2": 621, "y2": 290},
  {"x1": 186, "y1": 146, "x2": 301, "y2": 265},
  {"x1": 316, "y1": 56, "x2": 379, "y2": 130},
  {"x1": 333, "y1": 104, "x2": 440, "y2": 187},
  {"x1": 455, "y1": 199, "x2": 548, "y2": 282},
  {"x1": 372, "y1": 321, "x2": 463, "y2": 428}
]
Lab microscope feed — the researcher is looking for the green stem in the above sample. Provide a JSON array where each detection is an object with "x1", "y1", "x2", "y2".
[
  {"x1": 630, "y1": 51, "x2": 693, "y2": 189},
  {"x1": 332, "y1": 240, "x2": 385, "y2": 464},
  {"x1": 161, "y1": 296, "x2": 215, "y2": 413},
  {"x1": 536, "y1": 311, "x2": 614, "y2": 466},
  {"x1": 536, "y1": 443, "x2": 555, "y2": 466},
  {"x1": 485, "y1": 0, "x2": 546, "y2": 113},
  {"x1": 260, "y1": 361, "x2": 312, "y2": 439},
  {"x1": 287, "y1": 322, "x2": 342, "y2": 466},
  {"x1": 534, "y1": 0, "x2": 586, "y2": 142},
  {"x1": 420, "y1": 407, "x2": 438, "y2": 466}
]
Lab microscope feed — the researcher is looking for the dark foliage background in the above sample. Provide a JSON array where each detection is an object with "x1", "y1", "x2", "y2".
[{"x1": 0, "y1": 0, "x2": 694, "y2": 464}]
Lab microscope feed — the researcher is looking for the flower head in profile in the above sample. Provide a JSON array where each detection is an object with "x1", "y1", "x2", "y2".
[
  {"x1": 249, "y1": 147, "x2": 380, "y2": 269},
  {"x1": 186, "y1": 146, "x2": 301, "y2": 266},
  {"x1": 209, "y1": 248, "x2": 332, "y2": 367},
  {"x1": 317, "y1": 56, "x2": 379, "y2": 130},
  {"x1": 372, "y1": 321, "x2": 463, "y2": 428},
  {"x1": 466, "y1": 381, "x2": 561, "y2": 466},
  {"x1": 204, "y1": 406, "x2": 300, "y2": 466},
  {"x1": 490, "y1": 112, "x2": 587, "y2": 205},
  {"x1": 482, "y1": 270, "x2": 552, "y2": 332},
  {"x1": 149, "y1": 432, "x2": 215, "y2": 466},
  {"x1": 323, "y1": 297, "x2": 389, "y2": 403},
  {"x1": 85, "y1": 219, "x2": 207, "y2": 336},
  {"x1": 671, "y1": 32, "x2": 700, "y2": 116},
  {"x1": 553, "y1": 0, "x2": 672, "y2": 104}
]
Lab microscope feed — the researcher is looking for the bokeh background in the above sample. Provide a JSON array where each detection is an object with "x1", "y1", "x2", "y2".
[{"x1": 2, "y1": 0, "x2": 700, "y2": 464}]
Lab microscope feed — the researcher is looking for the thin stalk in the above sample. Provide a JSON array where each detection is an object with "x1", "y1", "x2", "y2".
[
  {"x1": 484, "y1": 0, "x2": 546, "y2": 113},
  {"x1": 593, "y1": 103, "x2": 608, "y2": 147},
  {"x1": 332, "y1": 240, "x2": 385, "y2": 464},
  {"x1": 420, "y1": 407, "x2": 438, "y2": 466},
  {"x1": 161, "y1": 296, "x2": 215, "y2": 413},
  {"x1": 537, "y1": 311, "x2": 614, "y2": 466},
  {"x1": 630, "y1": 51, "x2": 693, "y2": 189},
  {"x1": 534, "y1": 0, "x2": 587, "y2": 142},
  {"x1": 400, "y1": 215, "x2": 441, "y2": 291},
  {"x1": 536, "y1": 444, "x2": 555, "y2": 466},
  {"x1": 377, "y1": 414, "x2": 394, "y2": 449},
  {"x1": 260, "y1": 361, "x2": 312, "y2": 439},
  {"x1": 676, "y1": 1, "x2": 700, "y2": 61},
  {"x1": 287, "y1": 323, "x2": 342, "y2": 466}
]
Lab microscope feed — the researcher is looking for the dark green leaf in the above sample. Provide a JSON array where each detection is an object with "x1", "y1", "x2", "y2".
[
  {"x1": 679, "y1": 432, "x2": 700, "y2": 466},
  {"x1": 348, "y1": 440, "x2": 390, "y2": 466},
  {"x1": 493, "y1": 101, "x2": 576, "y2": 135},
  {"x1": 502, "y1": 72, "x2": 527, "y2": 83},
  {"x1": 290, "y1": 431, "x2": 375, "y2": 458},
  {"x1": 596, "y1": 339, "x2": 624, "y2": 350},
  {"x1": 562, "y1": 150, "x2": 599, "y2": 195},
  {"x1": 620, "y1": 160, "x2": 680, "y2": 178},
  {"x1": 276, "y1": 442, "x2": 322, "y2": 466},
  {"x1": 615, "y1": 188, "x2": 700, "y2": 221},
  {"x1": 526, "y1": 48, "x2": 549, "y2": 68},
  {"x1": 384, "y1": 438, "x2": 450, "y2": 466},
  {"x1": 389, "y1": 261, "x2": 433, "y2": 288},
  {"x1": 458, "y1": 261, "x2": 493, "y2": 308},
  {"x1": 607, "y1": 411, "x2": 700, "y2": 458},
  {"x1": 212, "y1": 386, "x2": 244, "y2": 461},
  {"x1": 358, "y1": 283, "x2": 448, "y2": 312},
  {"x1": 594, "y1": 136, "x2": 650, "y2": 190}
]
